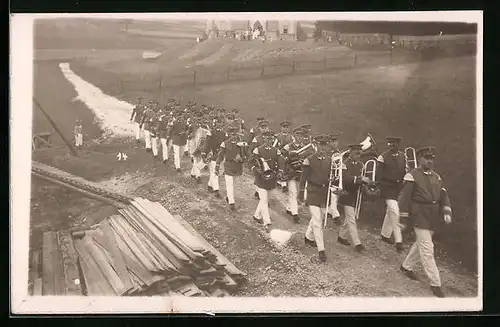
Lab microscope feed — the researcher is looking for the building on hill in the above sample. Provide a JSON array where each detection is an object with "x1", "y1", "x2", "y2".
[{"x1": 206, "y1": 19, "x2": 299, "y2": 40}]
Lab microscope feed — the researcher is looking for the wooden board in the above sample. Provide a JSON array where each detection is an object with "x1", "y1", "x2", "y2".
[
  {"x1": 58, "y1": 231, "x2": 82, "y2": 296},
  {"x1": 42, "y1": 231, "x2": 65, "y2": 295}
]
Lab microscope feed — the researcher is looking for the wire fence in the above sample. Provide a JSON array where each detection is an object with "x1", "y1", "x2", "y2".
[{"x1": 70, "y1": 37, "x2": 476, "y2": 95}]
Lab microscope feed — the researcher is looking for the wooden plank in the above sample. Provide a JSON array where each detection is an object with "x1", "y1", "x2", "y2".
[
  {"x1": 120, "y1": 207, "x2": 191, "y2": 269},
  {"x1": 74, "y1": 237, "x2": 116, "y2": 296},
  {"x1": 42, "y1": 232, "x2": 55, "y2": 295},
  {"x1": 58, "y1": 231, "x2": 82, "y2": 296},
  {"x1": 118, "y1": 208, "x2": 182, "y2": 271},
  {"x1": 173, "y1": 214, "x2": 247, "y2": 278},
  {"x1": 129, "y1": 201, "x2": 206, "y2": 263},
  {"x1": 52, "y1": 232, "x2": 66, "y2": 295},
  {"x1": 74, "y1": 240, "x2": 107, "y2": 295},
  {"x1": 84, "y1": 236, "x2": 127, "y2": 295},
  {"x1": 90, "y1": 221, "x2": 134, "y2": 292},
  {"x1": 134, "y1": 199, "x2": 206, "y2": 253}
]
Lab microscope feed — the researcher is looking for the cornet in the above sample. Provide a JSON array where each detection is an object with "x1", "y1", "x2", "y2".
[
  {"x1": 404, "y1": 147, "x2": 417, "y2": 173},
  {"x1": 354, "y1": 159, "x2": 378, "y2": 221}
]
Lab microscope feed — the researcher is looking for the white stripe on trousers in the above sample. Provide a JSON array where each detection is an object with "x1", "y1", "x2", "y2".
[
  {"x1": 381, "y1": 199, "x2": 403, "y2": 243},
  {"x1": 402, "y1": 227, "x2": 442, "y2": 287},
  {"x1": 305, "y1": 205, "x2": 325, "y2": 252},
  {"x1": 173, "y1": 144, "x2": 184, "y2": 169}
]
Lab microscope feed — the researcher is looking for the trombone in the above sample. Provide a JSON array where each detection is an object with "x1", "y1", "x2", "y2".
[
  {"x1": 404, "y1": 147, "x2": 417, "y2": 173},
  {"x1": 354, "y1": 159, "x2": 377, "y2": 221},
  {"x1": 323, "y1": 150, "x2": 350, "y2": 228}
]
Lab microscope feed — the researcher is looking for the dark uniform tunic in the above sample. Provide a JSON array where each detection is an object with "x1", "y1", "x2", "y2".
[
  {"x1": 149, "y1": 111, "x2": 163, "y2": 138},
  {"x1": 169, "y1": 119, "x2": 189, "y2": 146},
  {"x1": 157, "y1": 114, "x2": 170, "y2": 139},
  {"x1": 338, "y1": 158, "x2": 364, "y2": 207},
  {"x1": 282, "y1": 142, "x2": 304, "y2": 181},
  {"x1": 251, "y1": 145, "x2": 285, "y2": 190},
  {"x1": 274, "y1": 132, "x2": 295, "y2": 149},
  {"x1": 376, "y1": 150, "x2": 406, "y2": 200},
  {"x1": 300, "y1": 153, "x2": 332, "y2": 208},
  {"x1": 203, "y1": 129, "x2": 228, "y2": 160},
  {"x1": 398, "y1": 168, "x2": 452, "y2": 231},
  {"x1": 130, "y1": 103, "x2": 145, "y2": 123},
  {"x1": 140, "y1": 108, "x2": 155, "y2": 131},
  {"x1": 216, "y1": 137, "x2": 245, "y2": 176}
]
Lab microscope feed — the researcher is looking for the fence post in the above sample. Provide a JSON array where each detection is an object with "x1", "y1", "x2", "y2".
[
  {"x1": 159, "y1": 73, "x2": 162, "y2": 91},
  {"x1": 193, "y1": 68, "x2": 197, "y2": 86},
  {"x1": 324, "y1": 56, "x2": 327, "y2": 69},
  {"x1": 353, "y1": 52, "x2": 357, "y2": 66},
  {"x1": 261, "y1": 63, "x2": 265, "y2": 77},
  {"x1": 389, "y1": 47, "x2": 393, "y2": 65},
  {"x1": 227, "y1": 67, "x2": 231, "y2": 81},
  {"x1": 292, "y1": 60, "x2": 295, "y2": 73}
]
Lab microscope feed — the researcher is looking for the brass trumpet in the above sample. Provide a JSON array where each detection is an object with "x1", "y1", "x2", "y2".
[
  {"x1": 405, "y1": 147, "x2": 417, "y2": 173},
  {"x1": 354, "y1": 159, "x2": 378, "y2": 221}
]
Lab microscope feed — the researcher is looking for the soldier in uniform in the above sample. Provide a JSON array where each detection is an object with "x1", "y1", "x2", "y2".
[
  {"x1": 250, "y1": 119, "x2": 271, "y2": 199},
  {"x1": 158, "y1": 107, "x2": 172, "y2": 164},
  {"x1": 326, "y1": 133, "x2": 342, "y2": 225},
  {"x1": 398, "y1": 146, "x2": 452, "y2": 298},
  {"x1": 202, "y1": 116, "x2": 228, "y2": 198},
  {"x1": 376, "y1": 136, "x2": 407, "y2": 252},
  {"x1": 337, "y1": 144, "x2": 371, "y2": 253},
  {"x1": 169, "y1": 109, "x2": 189, "y2": 172},
  {"x1": 130, "y1": 96, "x2": 145, "y2": 143},
  {"x1": 74, "y1": 119, "x2": 83, "y2": 148},
  {"x1": 274, "y1": 121, "x2": 295, "y2": 193},
  {"x1": 247, "y1": 116, "x2": 265, "y2": 145},
  {"x1": 215, "y1": 126, "x2": 248, "y2": 211},
  {"x1": 280, "y1": 127, "x2": 306, "y2": 223},
  {"x1": 299, "y1": 135, "x2": 333, "y2": 262},
  {"x1": 231, "y1": 108, "x2": 245, "y2": 132},
  {"x1": 250, "y1": 130, "x2": 286, "y2": 232},
  {"x1": 139, "y1": 100, "x2": 156, "y2": 153},
  {"x1": 149, "y1": 102, "x2": 162, "y2": 160}
]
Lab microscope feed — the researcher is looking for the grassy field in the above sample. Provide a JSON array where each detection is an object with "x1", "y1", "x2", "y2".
[{"x1": 71, "y1": 55, "x2": 478, "y2": 272}]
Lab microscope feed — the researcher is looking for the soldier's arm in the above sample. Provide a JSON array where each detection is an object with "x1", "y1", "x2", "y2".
[
  {"x1": 298, "y1": 158, "x2": 311, "y2": 196},
  {"x1": 201, "y1": 132, "x2": 212, "y2": 157},
  {"x1": 439, "y1": 182, "x2": 453, "y2": 217},
  {"x1": 398, "y1": 173, "x2": 416, "y2": 219},
  {"x1": 215, "y1": 142, "x2": 226, "y2": 168},
  {"x1": 375, "y1": 154, "x2": 385, "y2": 182},
  {"x1": 250, "y1": 148, "x2": 260, "y2": 173},
  {"x1": 341, "y1": 164, "x2": 360, "y2": 189},
  {"x1": 276, "y1": 149, "x2": 286, "y2": 171},
  {"x1": 130, "y1": 107, "x2": 136, "y2": 121}
]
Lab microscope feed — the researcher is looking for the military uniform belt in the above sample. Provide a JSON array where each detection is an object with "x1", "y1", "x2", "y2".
[{"x1": 412, "y1": 199, "x2": 439, "y2": 205}]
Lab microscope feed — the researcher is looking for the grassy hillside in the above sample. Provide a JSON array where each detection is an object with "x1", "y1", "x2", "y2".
[{"x1": 72, "y1": 56, "x2": 478, "y2": 272}]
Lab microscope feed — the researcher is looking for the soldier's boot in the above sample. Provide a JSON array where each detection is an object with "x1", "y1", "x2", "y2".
[
  {"x1": 292, "y1": 214, "x2": 299, "y2": 224},
  {"x1": 253, "y1": 216, "x2": 264, "y2": 224},
  {"x1": 264, "y1": 224, "x2": 272, "y2": 233},
  {"x1": 355, "y1": 244, "x2": 366, "y2": 253},
  {"x1": 431, "y1": 286, "x2": 445, "y2": 298},
  {"x1": 338, "y1": 236, "x2": 350, "y2": 246},
  {"x1": 196, "y1": 177, "x2": 201, "y2": 184},
  {"x1": 318, "y1": 251, "x2": 327, "y2": 262},
  {"x1": 254, "y1": 191, "x2": 260, "y2": 200},
  {"x1": 381, "y1": 235, "x2": 395, "y2": 245},
  {"x1": 213, "y1": 190, "x2": 221, "y2": 198},
  {"x1": 395, "y1": 242, "x2": 404, "y2": 253},
  {"x1": 400, "y1": 265, "x2": 418, "y2": 281},
  {"x1": 207, "y1": 186, "x2": 214, "y2": 193},
  {"x1": 229, "y1": 203, "x2": 236, "y2": 211},
  {"x1": 304, "y1": 236, "x2": 316, "y2": 247}
]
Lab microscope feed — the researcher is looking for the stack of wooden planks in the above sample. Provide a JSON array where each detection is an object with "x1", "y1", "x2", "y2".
[{"x1": 38, "y1": 197, "x2": 247, "y2": 297}]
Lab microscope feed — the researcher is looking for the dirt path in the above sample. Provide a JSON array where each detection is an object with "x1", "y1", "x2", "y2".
[{"x1": 30, "y1": 60, "x2": 478, "y2": 298}]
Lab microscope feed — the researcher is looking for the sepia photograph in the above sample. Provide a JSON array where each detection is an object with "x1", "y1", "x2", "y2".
[{"x1": 10, "y1": 11, "x2": 482, "y2": 313}]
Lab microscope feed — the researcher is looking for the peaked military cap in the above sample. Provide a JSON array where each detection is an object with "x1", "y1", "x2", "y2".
[
  {"x1": 416, "y1": 146, "x2": 436, "y2": 157},
  {"x1": 329, "y1": 132, "x2": 342, "y2": 141},
  {"x1": 258, "y1": 120, "x2": 269, "y2": 127},
  {"x1": 232, "y1": 108, "x2": 239, "y2": 114},
  {"x1": 386, "y1": 136, "x2": 402, "y2": 142},
  {"x1": 261, "y1": 130, "x2": 275, "y2": 138},
  {"x1": 313, "y1": 135, "x2": 330, "y2": 145},
  {"x1": 227, "y1": 113, "x2": 236, "y2": 120},
  {"x1": 348, "y1": 144, "x2": 363, "y2": 151},
  {"x1": 256, "y1": 116, "x2": 265, "y2": 121},
  {"x1": 280, "y1": 121, "x2": 291, "y2": 128}
]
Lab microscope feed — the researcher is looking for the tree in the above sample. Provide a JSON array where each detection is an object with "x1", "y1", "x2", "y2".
[{"x1": 313, "y1": 21, "x2": 323, "y2": 41}]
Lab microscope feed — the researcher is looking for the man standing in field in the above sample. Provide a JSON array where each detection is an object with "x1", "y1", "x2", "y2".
[
  {"x1": 215, "y1": 126, "x2": 247, "y2": 211},
  {"x1": 158, "y1": 107, "x2": 172, "y2": 164},
  {"x1": 299, "y1": 135, "x2": 333, "y2": 262},
  {"x1": 74, "y1": 119, "x2": 83, "y2": 148},
  {"x1": 398, "y1": 146, "x2": 452, "y2": 298},
  {"x1": 337, "y1": 144, "x2": 370, "y2": 253},
  {"x1": 149, "y1": 104, "x2": 164, "y2": 160},
  {"x1": 130, "y1": 96, "x2": 145, "y2": 143},
  {"x1": 202, "y1": 116, "x2": 228, "y2": 198},
  {"x1": 376, "y1": 136, "x2": 407, "y2": 252},
  {"x1": 250, "y1": 119, "x2": 271, "y2": 199},
  {"x1": 326, "y1": 133, "x2": 342, "y2": 225}
]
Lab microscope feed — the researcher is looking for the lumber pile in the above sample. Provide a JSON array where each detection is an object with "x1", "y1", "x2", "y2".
[{"x1": 38, "y1": 197, "x2": 246, "y2": 297}]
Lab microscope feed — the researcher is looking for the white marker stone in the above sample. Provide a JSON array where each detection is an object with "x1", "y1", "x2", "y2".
[{"x1": 269, "y1": 229, "x2": 293, "y2": 249}]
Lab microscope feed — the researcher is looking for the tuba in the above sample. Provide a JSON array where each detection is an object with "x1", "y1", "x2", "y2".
[
  {"x1": 252, "y1": 155, "x2": 277, "y2": 183},
  {"x1": 286, "y1": 143, "x2": 316, "y2": 175},
  {"x1": 404, "y1": 147, "x2": 417, "y2": 173}
]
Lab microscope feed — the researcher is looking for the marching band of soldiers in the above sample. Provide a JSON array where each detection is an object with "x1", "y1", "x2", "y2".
[{"x1": 130, "y1": 96, "x2": 454, "y2": 298}]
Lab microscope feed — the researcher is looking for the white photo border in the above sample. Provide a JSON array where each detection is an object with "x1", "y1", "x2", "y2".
[{"x1": 10, "y1": 11, "x2": 483, "y2": 314}]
